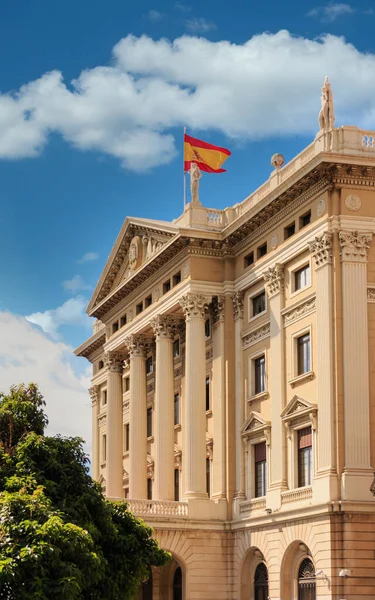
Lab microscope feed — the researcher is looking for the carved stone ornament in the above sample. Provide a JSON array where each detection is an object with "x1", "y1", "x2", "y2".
[
  {"x1": 231, "y1": 291, "x2": 244, "y2": 320},
  {"x1": 271, "y1": 233, "x2": 279, "y2": 250},
  {"x1": 263, "y1": 263, "x2": 284, "y2": 297},
  {"x1": 308, "y1": 232, "x2": 332, "y2": 268},
  {"x1": 283, "y1": 297, "x2": 316, "y2": 327},
  {"x1": 339, "y1": 230, "x2": 372, "y2": 263},
  {"x1": 125, "y1": 334, "x2": 148, "y2": 358},
  {"x1": 104, "y1": 352, "x2": 124, "y2": 373},
  {"x1": 316, "y1": 198, "x2": 326, "y2": 217},
  {"x1": 368, "y1": 287, "x2": 375, "y2": 302},
  {"x1": 128, "y1": 236, "x2": 143, "y2": 271},
  {"x1": 151, "y1": 315, "x2": 180, "y2": 340},
  {"x1": 179, "y1": 293, "x2": 210, "y2": 319},
  {"x1": 183, "y1": 263, "x2": 190, "y2": 280},
  {"x1": 370, "y1": 474, "x2": 375, "y2": 497},
  {"x1": 345, "y1": 194, "x2": 361, "y2": 212},
  {"x1": 243, "y1": 323, "x2": 270, "y2": 348},
  {"x1": 89, "y1": 385, "x2": 100, "y2": 406},
  {"x1": 211, "y1": 295, "x2": 225, "y2": 324}
]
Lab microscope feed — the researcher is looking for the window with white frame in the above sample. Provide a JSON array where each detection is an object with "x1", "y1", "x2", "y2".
[
  {"x1": 241, "y1": 412, "x2": 270, "y2": 500},
  {"x1": 297, "y1": 427, "x2": 312, "y2": 487},
  {"x1": 249, "y1": 289, "x2": 266, "y2": 320},
  {"x1": 294, "y1": 264, "x2": 311, "y2": 291},
  {"x1": 297, "y1": 333, "x2": 311, "y2": 375},
  {"x1": 254, "y1": 355, "x2": 266, "y2": 395}
]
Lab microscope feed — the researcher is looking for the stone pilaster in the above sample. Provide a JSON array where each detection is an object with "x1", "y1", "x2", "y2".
[
  {"x1": 104, "y1": 352, "x2": 124, "y2": 499},
  {"x1": 232, "y1": 291, "x2": 246, "y2": 505},
  {"x1": 151, "y1": 315, "x2": 179, "y2": 501},
  {"x1": 89, "y1": 385, "x2": 100, "y2": 481},
  {"x1": 180, "y1": 293, "x2": 210, "y2": 499},
  {"x1": 126, "y1": 334, "x2": 148, "y2": 499},
  {"x1": 308, "y1": 232, "x2": 337, "y2": 499},
  {"x1": 339, "y1": 230, "x2": 373, "y2": 500},
  {"x1": 211, "y1": 296, "x2": 226, "y2": 500},
  {"x1": 263, "y1": 264, "x2": 287, "y2": 509}
]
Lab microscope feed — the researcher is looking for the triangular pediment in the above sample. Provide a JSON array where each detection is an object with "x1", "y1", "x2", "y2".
[
  {"x1": 281, "y1": 396, "x2": 317, "y2": 421},
  {"x1": 88, "y1": 216, "x2": 178, "y2": 314},
  {"x1": 241, "y1": 411, "x2": 270, "y2": 436}
]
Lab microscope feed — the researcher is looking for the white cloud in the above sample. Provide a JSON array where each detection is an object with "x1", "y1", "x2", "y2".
[
  {"x1": 3, "y1": 31, "x2": 375, "y2": 169},
  {"x1": 175, "y1": 1, "x2": 191, "y2": 12},
  {"x1": 63, "y1": 275, "x2": 92, "y2": 294},
  {"x1": 26, "y1": 296, "x2": 91, "y2": 340},
  {"x1": 148, "y1": 9, "x2": 163, "y2": 21},
  {"x1": 0, "y1": 311, "x2": 91, "y2": 449},
  {"x1": 185, "y1": 17, "x2": 216, "y2": 33},
  {"x1": 307, "y1": 2, "x2": 354, "y2": 22},
  {"x1": 77, "y1": 251, "x2": 99, "y2": 264}
]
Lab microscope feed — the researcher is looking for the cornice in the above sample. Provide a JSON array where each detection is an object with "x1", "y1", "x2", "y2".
[{"x1": 75, "y1": 331, "x2": 106, "y2": 359}]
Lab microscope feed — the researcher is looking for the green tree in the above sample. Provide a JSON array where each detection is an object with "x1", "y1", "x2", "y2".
[{"x1": 0, "y1": 384, "x2": 170, "y2": 599}]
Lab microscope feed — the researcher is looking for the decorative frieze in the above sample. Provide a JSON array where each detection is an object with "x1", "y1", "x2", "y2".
[
  {"x1": 367, "y1": 286, "x2": 375, "y2": 302},
  {"x1": 125, "y1": 334, "x2": 148, "y2": 358},
  {"x1": 89, "y1": 385, "x2": 100, "y2": 406},
  {"x1": 283, "y1": 296, "x2": 316, "y2": 327},
  {"x1": 308, "y1": 232, "x2": 332, "y2": 268},
  {"x1": 151, "y1": 315, "x2": 180, "y2": 340},
  {"x1": 263, "y1": 263, "x2": 284, "y2": 297},
  {"x1": 104, "y1": 352, "x2": 124, "y2": 373},
  {"x1": 98, "y1": 414, "x2": 107, "y2": 427},
  {"x1": 211, "y1": 295, "x2": 225, "y2": 324},
  {"x1": 339, "y1": 230, "x2": 372, "y2": 263},
  {"x1": 179, "y1": 293, "x2": 210, "y2": 319},
  {"x1": 242, "y1": 323, "x2": 270, "y2": 349},
  {"x1": 231, "y1": 291, "x2": 244, "y2": 320}
]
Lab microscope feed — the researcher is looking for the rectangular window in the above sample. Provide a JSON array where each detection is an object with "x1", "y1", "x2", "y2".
[
  {"x1": 254, "y1": 355, "x2": 266, "y2": 395},
  {"x1": 206, "y1": 458, "x2": 211, "y2": 497},
  {"x1": 102, "y1": 390, "x2": 107, "y2": 406},
  {"x1": 254, "y1": 442, "x2": 267, "y2": 497},
  {"x1": 298, "y1": 427, "x2": 312, "y2": 487},
  {"x1": 147, "y1": 407, "x2": 153, "y2": 438},
  {"x1": 205, "y1": 318, "x2": 211, "y2": 339},
  {"x1": 294, "y1": 264, "x2": 311, "y2": 291},
  {"x1": 102, "y1": 434, "x2": 107, "y2": 462},
  {"x1": 112, "y1": 321, "x2": 119, "y2": 334},
  {"x1": 147, "y1": 478, "x2": 152, "y2": 500},
  {"x1": 297, "y1": 333, "x2": 311, "y2": 375},
  {"x1": 145, "y1": 295, "x2": 152, "y2": 308},
  {"x1": 125, "y1": 423, "x2": 130, "y2": 452},
  {"x1": 163, "y1": 279, "x2": 171, "y2": 294},
  {"x1": 173, "y1": 338, "x2": 180, "y2": 358},
  {"x1": 252, "y1": 291, "x2": 266, "y2": 317},
  {"x1": 257, "y1": 242, "x2": 267, "y2": 258},
  {"x1": 136, "y1": 302, "x2": 143, "y2": 315},
  {"x1": 206, "y1": 377, "x2": 210, "y2": 412},
  {"x1": 146, "y1": 356, "x2": 153, "y2": 374},
  {"x1": 173, "y1": 271, "x2": 181, "y2": 286},
  {"x1": 120, "y1": 315, "x2": 127, "y2": 327},
  {"x1": 174, "y1": 469, "x2": 180, "y2": 501},
  {"x1": 300, "y1": 211, "x2": 311, "y2": 228},
  {"x1": 244, "y1": 251, "x2": 254, "y2": 268},
  {"x1": 284, "y1": 222, "x2": 296, "y2": 239},
  {"x1": 98, "y1": 360, "x2": 104, "y2": 370},
  {"x1": 174, "y1": 393, "x2": 180, "y2": 426},
  {"x1": 125, "y1": 377, "x2": 130, "y2": 392}
]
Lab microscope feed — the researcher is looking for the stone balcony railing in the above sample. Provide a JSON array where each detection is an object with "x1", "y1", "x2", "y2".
[
  {"x1": 239, "y1": 497, "x2": 266, "y2": 515},
  {"x1": 126, "y1": 499, "x2": 189, "y2": 518},
  {"x1": 281, "y1": 487, "x2": 313, "y2": 505}
]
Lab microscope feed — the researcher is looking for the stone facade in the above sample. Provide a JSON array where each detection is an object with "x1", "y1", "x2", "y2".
[{"x1": 76, "y1": 121, "x2": 375, "y2": 599}]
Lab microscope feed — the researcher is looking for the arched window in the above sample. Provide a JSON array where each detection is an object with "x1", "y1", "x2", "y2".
[
  {"x1": 298, "y1": 558, "x2": 316, "y2": 600},
  {"x1": 142, "y1": 573, "x2": 153, "y2": 600},
  {"x1": 173, "y1": 566, "x2": 182, "y2": 600},
  {"x1": 254, "y1": 562, "x2": 268, "y2": 600}
]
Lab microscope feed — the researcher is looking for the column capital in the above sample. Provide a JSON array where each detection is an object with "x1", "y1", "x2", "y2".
[
  {"x1": 125, "y1": 334, "x2": 148, "y2": 358},
  {"x1": 263, "y1": 263, "x2": 284, "y2": 297},
  {"x1": 231, "y1": 291, "x2": 244, "y2": 320},
  {"x1": 89, "y1": 385, "x2": 100, "y2": 406},
  {"x1": 211, "y1": 295, "x2": 225, "y2": 324},
  {"x1": 179, "y1": 293, "x2": 210, "y2": 319},
  {"x1": 339, "y1": 230, "x2": 372, "y2": 263},
  {"x1": 151, "y1": 315, "x2": 181, "y2": 340},
  {"x1": 104, "y1": 351, "x2": 124, "y2": 373},
  {"x1": 308, "y1": 232, "x2": 333, "y2": 268}
]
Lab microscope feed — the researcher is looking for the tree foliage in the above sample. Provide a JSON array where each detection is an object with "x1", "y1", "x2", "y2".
[{"x1": 0, "y1": 384, "x2": 170, "y2": 599}]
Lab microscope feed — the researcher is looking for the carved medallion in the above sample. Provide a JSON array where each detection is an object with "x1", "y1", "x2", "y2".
[
  {"x1": 128, "y1": 236, "x2": 143, "y2": 271},
  {"x1": 345, "y1": 194, "x2": 361, "y2": 212},
  {"x1": 316, "y1": 198, "x2": 326, "y2": 217}
]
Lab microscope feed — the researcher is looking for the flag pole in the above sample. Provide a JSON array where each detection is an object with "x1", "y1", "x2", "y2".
[{"x1": 183, "y1": 126, "x2": 187, "y2": 209}]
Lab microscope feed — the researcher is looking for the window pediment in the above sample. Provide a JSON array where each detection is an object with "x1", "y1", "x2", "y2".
[
  {"x1": 281, "y1": 395, "x2": 317, "y2": 429},
  {"x1": 241, "y1": 411, "x2": 271, "y2": 443}
]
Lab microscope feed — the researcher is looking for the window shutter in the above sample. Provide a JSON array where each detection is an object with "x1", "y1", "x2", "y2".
[{"x1": 298, "y1": 427, "x2": 312, "y2": 449}]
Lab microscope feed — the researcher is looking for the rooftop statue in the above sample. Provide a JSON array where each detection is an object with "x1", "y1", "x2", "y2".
[
  {"x1": 190, "y1": 162, "x2": 202, "y2": 204},
  {"x1": 318, "y1": 76, "x2": 335, "y2": 132}
]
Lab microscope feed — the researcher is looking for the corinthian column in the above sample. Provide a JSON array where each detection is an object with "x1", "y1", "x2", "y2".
[
  {"x1": 104, "y1": 352, "x2": 124, "y2": 499},
  {"x1": 89, "y1": 385, "x2": 100, "y2": 481},
  {"x1": 263, "y1": 264, "x2": 287, "y2": 509},
  {"x1": 339, "y1": 230, "x2": 373, "y2": 501},
  {"x1": 151, "y1": 315, "x2": 178, "y2": 501},
  {"x1": 179, "y1": 293, "x2": 210, "y2": 499},
  {"x1": 308, "y1": 232, "x2": 337, "y2": 498},
  {"x1": 211, "y1": 296, "x2": 226, "y2": 500},
  {"x1": 126, "y1": 335, "x2": 148, "y2": 499},
  {"x1": 232, "y1": 291, "x2": 246, "y2": 505}
]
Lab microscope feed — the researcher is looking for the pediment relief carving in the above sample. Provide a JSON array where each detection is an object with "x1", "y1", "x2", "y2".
[
  {"x1": 281, "y1": 395, "x2": 317, "y2": 423},
  {"x1": 241, "y1": 411, "x2": 271, "y2": 441}
]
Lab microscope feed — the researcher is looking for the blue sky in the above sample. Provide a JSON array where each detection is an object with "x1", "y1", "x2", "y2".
[{"x1": 0, "y1": 0, "x2": 374, "y2": 445}]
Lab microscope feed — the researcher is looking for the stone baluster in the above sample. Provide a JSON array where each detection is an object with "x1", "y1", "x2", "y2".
[
  {"x1": 104, "y1": 352, "x2": 124, "y2": 499},
  {"x1": 126, "y1": 334, "x2": 148, "y2": 499},
  {"x1": 232, "y1": 291, "x2": 246, "y2": 505},
  {"x1": 179, "y1": 293, "x2": 211, "y2": 499},
  {"x1": 89, "y1": 385, "x2": 100, "y2": 481}
]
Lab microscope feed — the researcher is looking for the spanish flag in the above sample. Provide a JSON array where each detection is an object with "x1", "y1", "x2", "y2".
[{"x1": 184, "y1": 133, "x2": 231, "y2": 173}]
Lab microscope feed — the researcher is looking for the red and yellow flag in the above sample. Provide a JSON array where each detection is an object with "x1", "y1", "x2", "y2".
[{"x1": 184, "y1": 133, "x2": 231, "y2": 173}]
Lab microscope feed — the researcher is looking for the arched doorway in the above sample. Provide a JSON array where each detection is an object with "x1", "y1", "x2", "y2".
[
  {"x1": 173, "y1": 566, "x2": 182, "y2": 600},
  {"x1": 298, "y1": 558, "x2": 316, "y2": 600},
  {"x1": 254, "y1": 563, "x2": 268, "y2": 600},
  {"x1": 142, "y1": 573, "x2": 153, "y2": 600}
]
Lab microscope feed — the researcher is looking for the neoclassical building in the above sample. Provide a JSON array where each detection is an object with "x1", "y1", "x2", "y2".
[{"x1": 76, "y1": 84, "x2": 375, "y2": 600}]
